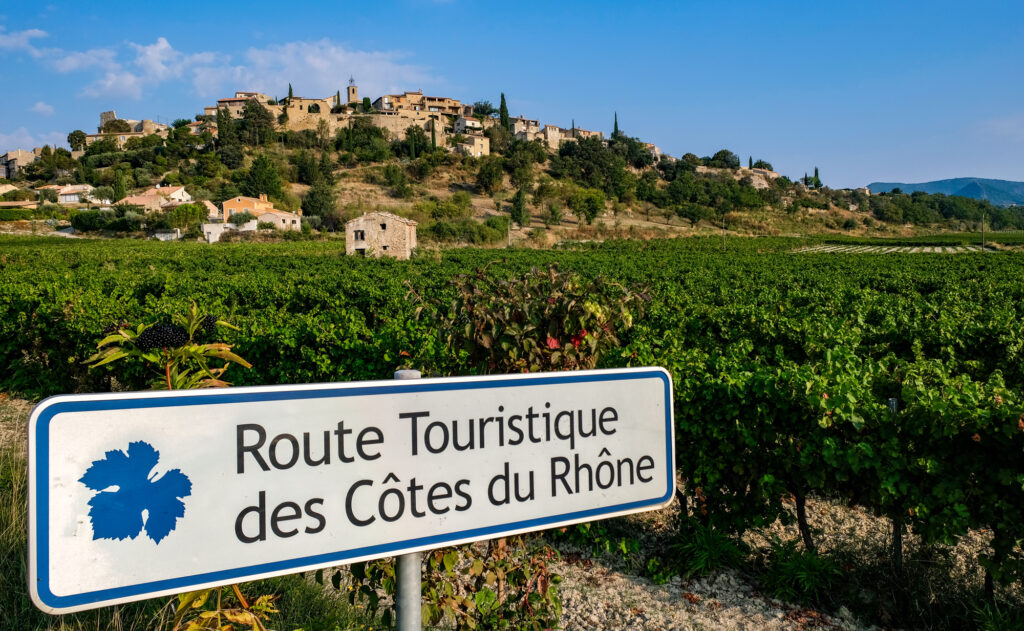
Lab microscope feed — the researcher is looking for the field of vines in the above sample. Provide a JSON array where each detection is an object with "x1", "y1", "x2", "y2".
[{"x1": 2, "y1": 234, "x2": 1023, "y2": 626}]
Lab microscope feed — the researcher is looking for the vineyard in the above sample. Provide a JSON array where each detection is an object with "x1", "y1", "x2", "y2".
[{"x1": 2, "y1": 234, "x2": 1023, "y2": 627}]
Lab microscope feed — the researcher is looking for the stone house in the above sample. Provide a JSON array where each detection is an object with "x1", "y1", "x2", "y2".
[
  {"x1": 345, "y1": 211, "x2": 417, "y2": 260},
  {"x1": 372, "y1": 90, "x2": 467, "y2": 116},
  {"x1": 1, "y1": 149, "x2": 39, "y2": 179},
  {"x1": 57, "y1": 184, "x2": 95, "y2": 204},
  {"x1": 116, "y1": 194, "x2": 166, "y2": 213},
  {"x1": 256, "y1": 209, "x2": 302, "y2": 231},
  {"x1": 221, "y1": 194, "x2": 277, "y2": 221},
  {"x1": 203, "y1": 220, "x2": 257, "y2": 244},
  {"x1": 540, "y1": 125, "x2": 562, "y2": 151},
  {"x1": 454, "y1": 116, "x2": 482, "y2": 134},
  {"x1": 510, "y1": 116, "x2": 540, "y2": 139},
  {"x1": 456, "y1": 134, "x2": 490, "y2": 158},
  {"x1": 203, "y1": 92, "x2": 274, "y2": 118},
  {"x1": 142, "y1": 185, "x2": 192, "y2": 204}
]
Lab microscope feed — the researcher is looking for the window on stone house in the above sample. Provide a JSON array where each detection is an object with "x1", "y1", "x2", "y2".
[
  {"x1": 382, "y1": 245, "x2": 388, "y2": 251},
  {"x1": 380, "y1": 223, "x2": 387, "y2": 230},
  {"x1": 354, "y1": 230, "x2": 366, "y2": 240}
]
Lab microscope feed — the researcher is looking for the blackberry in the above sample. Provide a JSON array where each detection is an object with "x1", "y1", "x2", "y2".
[
  {"x1": 136, "y1": 323, "x2": 189, "y2": 350},
  {"x1": 201, "y1": 315, "x2": 218, "y2": 337}
]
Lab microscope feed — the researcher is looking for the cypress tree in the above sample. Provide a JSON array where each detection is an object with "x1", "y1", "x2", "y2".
[
  {"x1": 431, "y1": 119, "x2": 436, "y2": 150},
  {"x1": 499, "y1": 93, "x2": 510, "y2": 131},
  {"x1": 613, "y1": 112, "x2": 619, "y2": 137},
  {"x1": 336, "y1": 90, "x2": 341, "y2": 106},
  {"x1": 288, "y1": 83, "x2": 293, "y2": 100},
  {"x1": 749, "y1": 156, "x2": 753, "y2": 168},
  {"x1": 510, "y1": 188, "x2": 529, "y2": 227},
  {"x1": 410, "y1": 132, "x2": 417, "y2": 160}
]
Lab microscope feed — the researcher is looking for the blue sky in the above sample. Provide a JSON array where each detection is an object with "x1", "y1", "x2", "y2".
[{"x1": 1, "y1": 0, "x2": 1022, "y2": 188}]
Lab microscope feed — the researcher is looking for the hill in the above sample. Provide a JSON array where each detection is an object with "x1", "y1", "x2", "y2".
[{"x1": 867, "y1": 177, "x2": 1024, "y2": 206}]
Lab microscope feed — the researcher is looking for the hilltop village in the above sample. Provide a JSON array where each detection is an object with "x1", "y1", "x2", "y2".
[{"x1": 0, "y1": 80, "x2": 1013, "y2": 252}]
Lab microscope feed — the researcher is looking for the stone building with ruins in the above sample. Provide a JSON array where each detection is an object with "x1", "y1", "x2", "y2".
[
  {"x1": 345, "y1": 211, "x2": 417, "y2": 260},
  {"x1": 372, "y1": 90, "x2": 470, "y2": 117}
]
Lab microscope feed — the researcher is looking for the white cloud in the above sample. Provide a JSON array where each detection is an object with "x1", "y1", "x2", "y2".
[
  {"x1": 1, "y1": 32, "x2": 440, "y2": 104},
  {"x1": 83, "y1": 70, "x2": 145, "y2": 99},
  {"x1": 131, "y1": 37, "x2": 181, "y2": 81},
  {"x1": 29, "y1": 101, "x2": 54, "y2": 115},
  {"x1": 0, "y1": 27, "x2": 47, "y2": 55},
  {"x1": 188, "y1": 39, "x2": 437, "y2": 100},
  {"x1": 0, "y1": 126, "x2": 66, "y2": 151},
  {"x1": 50, "y1": 48, "x2": 119, "y2": 73}
]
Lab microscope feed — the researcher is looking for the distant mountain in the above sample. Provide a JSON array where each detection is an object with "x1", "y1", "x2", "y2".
[{"x1": 866, "y1": 178, "x2": 1024, "y2": 207}]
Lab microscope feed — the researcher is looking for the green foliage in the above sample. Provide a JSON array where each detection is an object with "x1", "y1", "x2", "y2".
[
  {"x1": 302, "y1": 177, "x2": 336, "y2": 221},
  {"x1": 4, "y1": 236, "x2": 1024, "y2": 604},
  {"x1": 335, "y1": 118, "x2": 392, "y2": 163},
  {"x1": 707, "y1": 149, "x2": 740, "y2": 169},
  {"x1": 67, "y1": 130, "x2": 87, "y2": 151},
  {"x1": 345, "y1": 537, "x2": 561, "y2": 631},
  {"x1": 567, "y1": 187, "x2": 605, "y2": 224},
  {"x1": 85, "y1": 303, "x2": 251, "y2": 390},
  {"x1": 509, "y1": 187, "x2": 529, "y2": 227},
  {"x1": 672, "y1": 522, "x2": 748, "y2": 578},
  {"x1": 415, "y1": 264, "x2": 645, "y2": 374},
  {"x1": 475, "y1": 155, "x2": 504, "y2": 194},
  {"x1": 242, "y1": 154, "x2": 283, "y2": 199},
  {"x1": 239, "y1": 100, "x2": 275, "y2": 146},
  {"x1": 551, "y1": 137, "x2": 633, "y2": 199},
  {"x1": 229, "y1": 211, "x2": 257, "y2": 226},
  {"x1": 499, "y1": 92, "x2": 510, "y2": 131},
  {"x1": 472, "y1": 100, "x2": 497, "y2": 116},
  {"x1": 101, "y1": 119, "x2": 132, "y2": 133},
  {"x1": 762, "y1": 539, "x2": 841, "y2": 606},
  {"x1": 0, "y1": 209, "x2": 34, "y2": 221},
  {"x1": 422, "y1": 218, "x2": 504, "y2": 245}
]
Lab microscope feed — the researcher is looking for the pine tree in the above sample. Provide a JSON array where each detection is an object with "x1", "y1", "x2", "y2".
[
  {"x1": 303, "y1": 176, "x2": 336, "y2": 219},
  {"x1": 243, "y1": 154, "x2": 283, "y2": 198},
  {"x1": 613, "y1": 112, "x2": 619, "y2": 137},
  {"x1": 499, "y1": 93, "x2": 510, "y2": 131}
]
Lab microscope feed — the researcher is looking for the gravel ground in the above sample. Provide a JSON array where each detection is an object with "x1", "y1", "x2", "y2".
[{"x1": 556, "y1": 560, "x2": 870, "y2": 631}]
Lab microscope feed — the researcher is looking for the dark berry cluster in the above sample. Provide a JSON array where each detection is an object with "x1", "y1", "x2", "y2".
[
  {"x1": 201, "y1": 315, "x2": 218, "y2": 337},
  {"x1": 136, "y1": 323, "x2": 189, "y2": 350}
]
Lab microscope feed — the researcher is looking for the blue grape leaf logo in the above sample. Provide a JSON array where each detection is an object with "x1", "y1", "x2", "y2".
[{"x1": 78, "y1": 441, "x2": 192, "y2": 544}]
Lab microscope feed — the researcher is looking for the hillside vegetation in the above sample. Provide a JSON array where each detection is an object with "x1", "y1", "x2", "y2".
[{"x1": 3, "y1": 101, "x2": 1022, "y2": 243}]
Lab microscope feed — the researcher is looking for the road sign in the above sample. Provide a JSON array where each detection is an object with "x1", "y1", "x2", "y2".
[{"x1": 29, "y1": 367, "x2": 674, "y2": 614}]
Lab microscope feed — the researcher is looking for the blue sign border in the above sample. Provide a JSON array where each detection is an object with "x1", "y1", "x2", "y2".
[{"x1": 31, "y1": 368, "x2": 673, "y2": 611}]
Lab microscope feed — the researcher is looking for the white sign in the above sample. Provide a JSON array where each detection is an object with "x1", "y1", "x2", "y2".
[{"x1": 29, "y1": 367, "x2": 674, "y2": 613}]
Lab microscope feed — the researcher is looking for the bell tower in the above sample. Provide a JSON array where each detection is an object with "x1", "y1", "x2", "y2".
[{"x1": 347, "y1": 76, "x2": 358, "y2": 104}]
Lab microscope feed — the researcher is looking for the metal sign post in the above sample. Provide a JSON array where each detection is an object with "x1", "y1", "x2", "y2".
[
  {"x1": 394, "y1": 369, "x2": 423, "y2": 631},
  {"x1": 28, "y1": 367, "x2": 674, "y2": 615}
]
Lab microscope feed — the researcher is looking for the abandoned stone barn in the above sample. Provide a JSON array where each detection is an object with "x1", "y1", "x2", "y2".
[{"x1": 345, "y1": 211, "x2": 418, "y2": 260}]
